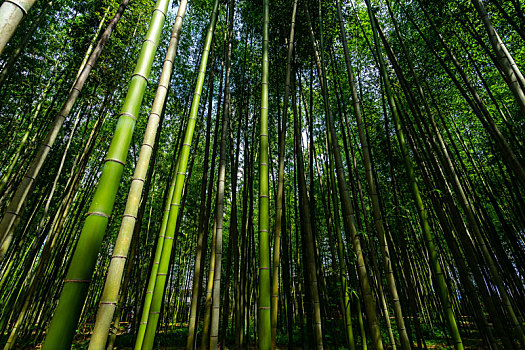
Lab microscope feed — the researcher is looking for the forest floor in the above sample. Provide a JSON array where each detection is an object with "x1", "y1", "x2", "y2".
[
  {"x1": 0, "y1": 337, "x2": 491, "y2": 349},
  {"x1": 1, "y1": 324, "x2": 491, "y2": 349},
  {"x1": 68, "y1": 331, "x2": 489, "y2": 349}
]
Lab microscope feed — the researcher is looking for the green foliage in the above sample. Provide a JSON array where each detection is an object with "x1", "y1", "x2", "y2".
[{"x1": 0, "y1": 0, "x2": 524, "y2": 348}]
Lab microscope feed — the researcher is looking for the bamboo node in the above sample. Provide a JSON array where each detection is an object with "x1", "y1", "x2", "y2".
[
  {"x1": 131, "y1": 72, "x2": 149, "y2": 82},
  {"x1": 119, "y1": 112, "x2": 137, "y2": 121},
  {"x1": 4, "y1": 0, "x2": 28, "y2": 15},
  {"x1": 105, "y1": 158, "x2": 126, "y2": 166},
  {"x1": 144, "y1": 38, "x2": 158, "y2": 47},
  {"x1": 152, "y1": 8, "x2": 167, "y2": 18},
  {"x1": 87, "y1": 211, "x2": 110, "y2": 218}
]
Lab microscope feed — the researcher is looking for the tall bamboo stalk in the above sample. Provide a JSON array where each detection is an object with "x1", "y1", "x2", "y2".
[
  {"x1": 88, "y1": 2, "x2": 187, "y2": 348},
  {"x1": 364, "y1": 3, "x2": 463, "y2": 349},
  {"x1": 258, "y1": 0, "x2": 271, "y2": 347},
  {"x1": 293, "y1": 80, "x2": 324, "y2": 350},
  {"x1": 186, "y1": 45, "x2": 217, "y2": 350},
  {"x1": 137, "y1": 0, "x2": 220, "y2": 347},
  {"x1": 470, "y1": 0, "x2": 525, "y2": 117},
  {"x1": 209, "y1": 0, "x2": 234, "y2": 347},
  {"x1": 306, "y1": 6, "x2": 384, "y2": 350},
  {"x1": 271, "y1": 0, "x2": 296, "y2": 347},
  {"x1": 335, "y1": 1, "x2": 411, "y2": 349},
  {"x1": 41, "y1": 1, "x2": 170, "y2": 348}
]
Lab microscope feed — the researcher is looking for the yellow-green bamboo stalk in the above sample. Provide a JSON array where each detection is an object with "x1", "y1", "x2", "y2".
[
  {"x1": 209, "y1": 0, "x2": 234, "y2": 346},
  {"x1": 41, "y1": 1, "x2": 169, "y2": 348},
  {"x1": 271, "y1": 0, "x2": 296, "y2": 347},
  {"x1": 137, "y1": 0, "x2": 220, "y2": 348},
  {"x1": 133, "y1": 156, "x2": 179, "y2": 349},
  {"x1": 258, "y1": 0, "x2": 271, "y2": 348},
  {"x1": 364, "y1": 2, "x2": 463, "y2": 349},
  {"x1": 88, "y1": 2, "x2": 187, "y2": 349}
]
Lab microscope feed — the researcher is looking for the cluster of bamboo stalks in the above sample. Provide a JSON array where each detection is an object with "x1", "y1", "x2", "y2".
[{"x1": 0, "y1": 0, "x2": 524, "y2": 349}]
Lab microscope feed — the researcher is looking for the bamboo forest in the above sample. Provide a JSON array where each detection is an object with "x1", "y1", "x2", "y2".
[{"x1": 1, "y1": 0, "x2": 525, "y2": 348}]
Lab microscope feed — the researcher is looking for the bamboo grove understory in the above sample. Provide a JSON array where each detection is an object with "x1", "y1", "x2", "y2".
[{"x1": 0, "y1": 0, "x2": 524, "y2": 349}]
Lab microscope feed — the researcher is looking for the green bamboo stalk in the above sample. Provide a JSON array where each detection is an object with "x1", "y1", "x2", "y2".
[
  {"x1": 293, "y1": 82, "x2": 324, "y2": 350},
  {"x1": 200, "y1": 222, "x2": 217, "y2": 350},
  {"x1": 363, "y1": 2, "x2": 463, "y2": 349},
  {"x1": 271, "y1": 0, "x2": 296, "y2": 347},
  {"x1": 325, "y1": 148, "x2": 355, "y2": 350},
  {"x1": 354, "y1": 293, "x2": 368, "y2": 350},
  {"x1": 88, "y1": 2, "x2": 187, "y2": 349},
  {"x1": 335, "y1": 1, "x2": 411, "y2": 349},
  {"x1": 470, "y1": 0, "x2": 525, "y2": 117},
  {"x1": 186, "y1": 45, "x2": 218, "y2": 350},
  {"x1": 258, "y1": 0, "x2": 271, "y2": 347},
  {"x1": 209, "y1": 0, "x2": 234, "y2": 347},
  {"x1": 2, "y1": 106, "x2": 82, "y2": 350},
  {"x1": 134, "y1": 155, "x2": 180, "y2": 349},
  {"x1": 41, "y1": 1, "x2": 170, "y2": 348},
  {"x1": 137, "y1": 0, "x2": 220, "y2": 348},
  {"x1": 0, "y1": 60, "x2": 58, "y2": 196},
  {"x1": 305, "y1": 6, "x2": 383, "y2": 350}
]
